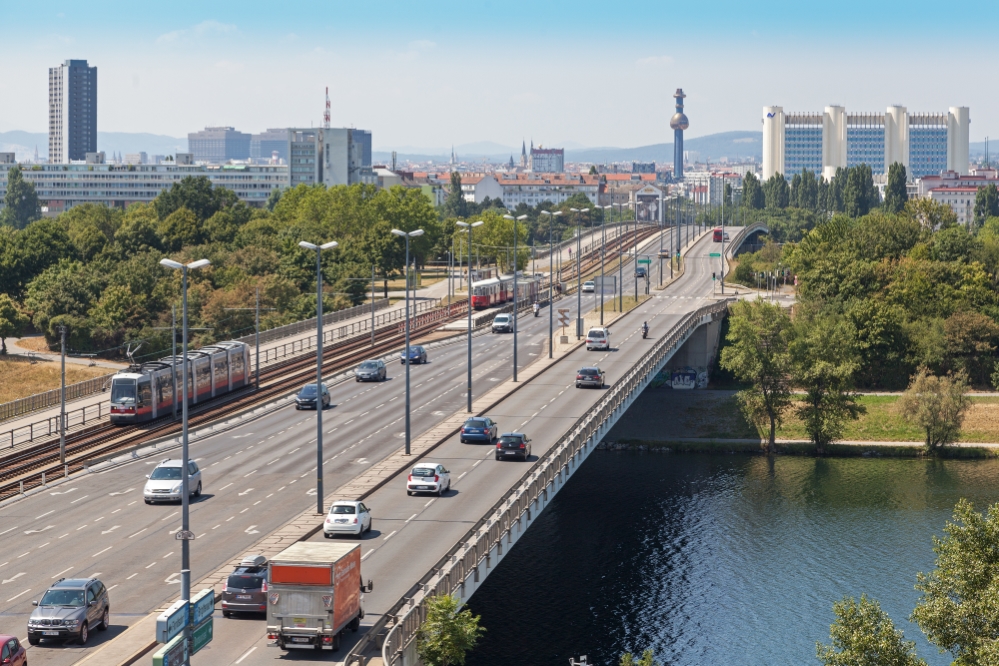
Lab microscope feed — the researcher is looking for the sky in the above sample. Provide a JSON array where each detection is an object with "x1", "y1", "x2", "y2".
[{"x1": 1, "y1": 0, "x2": 995, "y2": 152}]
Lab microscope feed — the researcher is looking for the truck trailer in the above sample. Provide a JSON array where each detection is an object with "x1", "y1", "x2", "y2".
[{"x1": 266, "y1": 542, "x2": 373, "y2": 651}]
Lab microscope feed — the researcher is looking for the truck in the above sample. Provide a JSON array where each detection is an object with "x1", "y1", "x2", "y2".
[{"x1": 265, "y1": 542, "x2": 373, "y2": 652}]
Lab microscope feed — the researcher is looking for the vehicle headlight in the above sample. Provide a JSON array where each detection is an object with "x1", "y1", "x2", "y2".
[
  {"x1": 171, "y1": 484, "x2": 182, "y2": 493},
  {"x1": 64, "y1": 619, "x2": 79, "y2": 627}
]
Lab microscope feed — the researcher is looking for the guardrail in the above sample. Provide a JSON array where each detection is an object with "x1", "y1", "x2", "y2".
[{"x1": 344, "y1": 298, "x2": 733, "y2": 666}]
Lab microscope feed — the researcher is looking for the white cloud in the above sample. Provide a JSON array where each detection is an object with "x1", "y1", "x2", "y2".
[{"x1": 157, "y1": 20, "x2": 237, "y2": 44}]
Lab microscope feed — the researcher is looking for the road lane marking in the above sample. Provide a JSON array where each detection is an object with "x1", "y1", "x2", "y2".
[
  {"x1": 240, "y1": 508, "x2": 249, "y2": 513},
  {"x1": 244, "y1": 470, "x2": 257, "y2": 477},
  {"x1": 163, "y1": 552, "x2": 173, "y2": 558},
  {"x1": 457, "y1": 472, "x2": 467, "y2": 479},
  {"x1": 235, "y1": 647, "x2": 257, "y2": 664},
  {"x1": 128, "y1": 528, "x2": 147, "y2": 538},
  {"x1": 267, "y1": 459, "x2": 280, "y2": 465},
  {"x1": 145, "y1": 562, "x2": 157, "y2": 568},
  {"x1": 361, "y1": 550, "x2": 375, "y2": 561},
  {"x1": 75, "y1": 525, "x2": 88, "y2": 531},
  {"x1": 424, "y1": 499, "x2": 436, "y2": 507},
  {"x1": 51, "y1": 567, "x2": 72, "y2": 579},
  {"x1": 161, "y1": 511, "x2": 179, "y2": 521},
  {"x1": 0, "y1": 527, "x2": 17, "y2": 537},
  {"x1": 6, "y1": 589, "x2": 30, "y2": 602},
  {"x1": 35, "y1": 511, "x2": 55, "y2": 520},
  {"x1": 1, "y1": 573, "x2": 25, "y2": 584},
  {"x1": 383, "y1": 530, "x2": 397, "y2": 541},
  {"x1": 405, "y1": 514, "x2": 417, "y2": 523},
  {"x1": 219, "y1": 483, "x2": 233, "y2": 491},
  {"x1": 92, "y1": 547, "x2": 112, "y2": 557},
  {"x1": 127, "y1": 573, "x2": 137, "y2": 580},
  {"x1": 107, "y1": 584, "x2": 118, "y2": 591}
]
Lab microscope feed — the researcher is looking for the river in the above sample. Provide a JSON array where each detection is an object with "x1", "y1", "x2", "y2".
[{"x1": 465, "y1": 452, "x2": 999, "y2": 666}]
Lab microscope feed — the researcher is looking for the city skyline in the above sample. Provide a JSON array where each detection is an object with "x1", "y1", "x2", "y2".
[{"x1": 0, "y1": 1, "x2": 995, "y2": 151}]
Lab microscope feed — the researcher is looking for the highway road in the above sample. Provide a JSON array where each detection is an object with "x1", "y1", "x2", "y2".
[{"x1": 195, "y1": 228, "x2": 723, "y2": 665}]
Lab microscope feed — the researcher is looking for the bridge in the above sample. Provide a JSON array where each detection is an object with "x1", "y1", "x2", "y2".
[{"x1": 0, "y1": 225, "x2": 746, "y2": 666}]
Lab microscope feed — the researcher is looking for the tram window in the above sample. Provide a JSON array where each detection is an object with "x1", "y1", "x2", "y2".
[
  {"x1": 138, "y1": 382, "x2": 152, "y2": 406},
  {"x1": 110, "y1": 381, "x2": 136, "y2": 404},
  {"x1": 214, "y1": 358, "x2": 227, "y2": 382},
  {"x1": 197, "y1": 362, "x2": 211, "y2": 389}
]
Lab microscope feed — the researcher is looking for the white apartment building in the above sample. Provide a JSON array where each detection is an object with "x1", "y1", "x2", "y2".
[
  {"x1": 459, "y1": 175, "x2": 503, "y2": 203},
  {"x1": 918, "y1": 169, "x2": 999, "y2": 226},
  {"x1": 497, "y1": 173, "x2": 601, "y2": 208}
]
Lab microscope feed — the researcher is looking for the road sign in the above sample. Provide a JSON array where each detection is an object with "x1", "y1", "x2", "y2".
[
  {"x1": 174, "y1": 530, "x2": 195, "y2": 541},
  {"x1": 191, "y1": 616, "x2": 214, "y2": 655},
  {"x1": 637, "y1": 258, "x2": 651, "y2": 264},
  {"x1": 152, "y1": 633, "x2": 187, "y2": 666},
  {"x1": 709, "y1": 252, "x2": 721, "y2": 257},
  {"x1": 190, "y1": 588, "x2": 215, "y2": 626},
  {"x1": 156, "y1": 599, "x2": 188, "y2": 644}
]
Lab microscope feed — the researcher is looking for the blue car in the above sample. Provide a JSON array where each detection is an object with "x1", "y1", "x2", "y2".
[
  {"x1": 460, "y1": 417, "x2": 497, "y2": 444},
  {"x1": 400, "y1": 345, "x2": 428, "y2": 365}
]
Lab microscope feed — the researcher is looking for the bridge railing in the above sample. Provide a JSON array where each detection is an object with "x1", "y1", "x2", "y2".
[{"x1": 345, "y1": 298, "x2": 733, "y2": 666}]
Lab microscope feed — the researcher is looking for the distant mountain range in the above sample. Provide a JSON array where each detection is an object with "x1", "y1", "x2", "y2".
[{"x1": 0, "y1": 131, "x2": 186, "y2": 161}]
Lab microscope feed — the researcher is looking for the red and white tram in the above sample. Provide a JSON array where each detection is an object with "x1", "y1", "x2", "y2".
[
  {"x1": 470, "y1": 273, "x2": 542, "y2": 310},
  {"x1": 109, "y1": 340, "x2": 251, "y2": 424}
]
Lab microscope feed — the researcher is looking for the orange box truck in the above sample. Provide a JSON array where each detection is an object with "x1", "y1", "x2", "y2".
[{"x1": 265, "y1": 542, "x2": 373, "y2": 652}]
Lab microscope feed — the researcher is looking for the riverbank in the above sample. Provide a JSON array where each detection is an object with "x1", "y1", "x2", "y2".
[{"x1": 600, "y1": 438, "x2": 999, "y2": 458}]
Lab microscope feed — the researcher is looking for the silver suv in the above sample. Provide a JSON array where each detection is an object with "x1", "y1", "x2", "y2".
[
  {"x1": 144, "y1": 458, "x2": 202, "y2": 504},
  {"x1": 28, "y1": 578, "x2": 110, "y2": 645}
]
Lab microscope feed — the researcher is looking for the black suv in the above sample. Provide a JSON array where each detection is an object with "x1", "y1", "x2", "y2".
[{"x1": 28, "y1": 578, "x2": 110, "y2": 645}]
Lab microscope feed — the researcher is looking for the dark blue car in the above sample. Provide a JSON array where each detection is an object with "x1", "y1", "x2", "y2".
[
  {"x1": 460, "y1": 417, "x2": 497, "y2": 444},
  {"x1": 400, "y1": 345, "x2": 428, "y2": 365}
]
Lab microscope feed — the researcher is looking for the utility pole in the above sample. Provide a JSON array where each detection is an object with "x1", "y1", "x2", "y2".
[
  {"x1": 59, "y1": 325, "x2": 66, "y2": 465},
  {"x1": 371, "y1": 264, "x2": 377, "y2": 347}
]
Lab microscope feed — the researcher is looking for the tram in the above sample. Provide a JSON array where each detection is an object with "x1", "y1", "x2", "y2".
[
  {"x1": 470, "y1": 273, "x2": 542, "y2": 310},
  {"x1": 109, "y1": 341, "x2": 251, "y2": 424}
]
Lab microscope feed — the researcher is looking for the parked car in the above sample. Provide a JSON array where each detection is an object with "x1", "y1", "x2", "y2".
[
  {"x1": 28, "y1": 578, "x2": 110, "y2": 645},
  {"x1": 575, "y1": 367, "x2": 606, "y2": 388},
  {"x1": 460, "y1": 417, "x2": 498, "y2": 443},
  {"x1": 406, "y1": 463, "x2": 451, "y2": 496},
  {"x1": 295, "y1": 383, "x2": 330, "y2": 410},
  {"x1": 582, "y1": 281, "x2": 595, "y2": 293},
  {"x1": 495, "y1": 433, "x2": 531, "y2": 461},
  {"x1": 586, "y1": 327, "x2": 611, "y2": 351},
  {"x1": 221, "y1": 555, "x2": 268, "y2": 617},
  {"x1": 491, "y1": 314, "x2": 513, "y2": 333},
  {"x1": 144, "y1": 458, "x2": 201, "y2": 504},
  {"x1": 324, "y1": 501, "x2": 372, "y2": 537},
  {"x1": 0, "y1": 635, "x2": 26, "y2": 666},
  {"x1": 355, "y1": 359, "x2": 387, "y2": 382},
  {"x1": 400, "y1": 345, "x2": 428, "y2": 365}
]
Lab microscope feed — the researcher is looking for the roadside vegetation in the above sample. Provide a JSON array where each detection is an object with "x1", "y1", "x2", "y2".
[{"x1": 0, "y1": 356, "x2": 111, "y2": 403}]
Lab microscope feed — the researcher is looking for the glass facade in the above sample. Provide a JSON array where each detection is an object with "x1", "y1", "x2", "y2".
[
  {"x1": 846, "y1": 116, "x2": 885, "y2": 173},
  {"x1": 784, "y1": 125, "x2": 823, "y2": 177},
  {"x1": 909, "y1": 124, "x2": 948, "y2": 179}
]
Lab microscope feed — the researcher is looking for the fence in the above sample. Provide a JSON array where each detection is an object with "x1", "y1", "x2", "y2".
[
  {"x1": 2, "y1": 401, "x2": 111, "y2": 450},
  {"x1": 346, "y1": 298, "x2": 732, "y2": 666},
  {"x1": 234, "y1": 298, "x2": 391, "y2": 346},
  {"x1": 0, "y1": 372, "x2": 115, "y2": 423}
]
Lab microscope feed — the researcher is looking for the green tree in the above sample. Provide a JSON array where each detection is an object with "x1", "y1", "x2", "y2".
[
  {"x1": 0, "y1": 294, "x2": 29, "y2": 355},
  {"x1": 719, "y1": 299, "x2": 794, "y2": 454},
  {"x1": 911, "y1": 499, "x2": 999, "y2": 664},
  {"x1": 266, "y1": 186, "x2": 282, "y2": 211},
  {"x1": 416, "y1": 595, "x2": 485, "y2": 666},
  {"x1": 816, "y1": 595, "x2": 926, "y2": 666},
  {"x1": 896, "y1": 368, "x2": 971, "y2": 453},
  {"x1": 763, "y1": 173, "x2": 790, "y2": 209},
  {"x1": 443, "y1": 171, "x2": 469, "y2": 220},
  {"x1": 904, "y1": 197, "x2": 958, "y2": 231},
  {"x1": 796, "y1": 169, "x2": 819, "y2": 211},
  {"x1": 844, "y1": 164, "x2": 879, "y2": 218},
  {"x1": 943, "y1": 310, "x2": 999, "y2": 387},
  {"x1": 791, "y1": 315, "x2": 864, "y2": 454},
  {"x1": 2, "y1": 165, "x2": 42, "y2": 229},
  {"x1": 153, "y1": 175, "x2": 238, "y2": 222},
  {"x1": 974, "y1": 183, "x2": 999, "y2": 230},
  {"x1": 588, "y1": 165, "x2": 598, "y2": 175},
  {"x1": 158, "y1": 206, "x2": 202, "y2": 251},
  {"x1": 619, "y1": 649, "x2": 662, "y2": 666},
  {"x1": 742, "y1": 171, "x2": 764, "y2": 210},
  {"x1": 884, "y1": 162, "x2": 909, "y2": 214}
]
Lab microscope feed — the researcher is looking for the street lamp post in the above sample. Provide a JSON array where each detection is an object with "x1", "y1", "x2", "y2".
[
  {"x1": 503, "y1": 214, "x2": 528, "y2": 381},
  {"x1": 455, "y1": 221, "x2": 482, "y2": 410},
  {"x1": 569, "y1": 207, "x2": 589, "y2": 338},
  {"x1": 599, "y1": 205, "x2": 614, "y2": 324},
  {"x1": 612, "y1": 202, "x2": 627, "y2": 311},
  {"x1": 298, "y1": 240, "x2": 339, "y2": 514},
  {"x1": 540, "y1": 210, "x2": 562, "y2": 358},
  {"x1": 158, "y1": 256, "x2": 210, "y2": 647},
  {"x1": 391, "y1": 228, "x2": 424, "y2": 454}
]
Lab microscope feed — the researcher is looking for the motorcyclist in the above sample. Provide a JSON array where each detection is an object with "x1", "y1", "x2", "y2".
[
  {"x1": 642, "y1": 321, "x2": 649, "y2": 338},
  {"x1": 533, "y1": 302, "x2": 540, "y2": 316}
]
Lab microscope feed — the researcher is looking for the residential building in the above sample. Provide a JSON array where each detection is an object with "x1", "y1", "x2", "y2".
[
  {"x1": 288, "y1": 128, "x2": 323, "y2": 186},
  {"x1": 250, "y1": 128, "x2": 290, "y2": 162},
  {"x1": 497, "y1": 173, "x2": 601, "y2": 208},
  {"x1": 530, "y1": 146, "x2": 564, "y2": 173},
  {"x1": 632, "y1": 162, "x2": 656, "y2": 174},
  {"x1": 918, "y1": 168, "x2": 999, "y2": 226},
  {"x1": 48, "y1": 59, "x2": 97, "y2": 164},
  {"x1": 0, "y1": 161, "x2": 287, "y2": 214},
  {"x1": 1, "y1": 153, "x2": 16, "y2": 165},
  {"x1": 457, "y1": 174, "x2": 503, "y2": 203},
  {"x1": 188, "y1": 127, "x2": 252, "y2": 163},
  {"x1": 762, "y1": 105, "x2": 970, "y2": 181}
]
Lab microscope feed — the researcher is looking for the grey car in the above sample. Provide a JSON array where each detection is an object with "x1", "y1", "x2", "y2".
[
  {"x1": 575, "y1": 367, "x2": 606, "y2": 389},
  {"x1": 28, "y1": 578, "x2": 110, "y2": 645},
  {"x1": 221, "y1": 555, "x2": 268, "y2": 617},
  {"x1": 355, "y1": 359, "x2": 387, "y2": 382}
]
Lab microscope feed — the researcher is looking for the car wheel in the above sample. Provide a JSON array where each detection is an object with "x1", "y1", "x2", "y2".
[
  {"x1": 79, "y1": 622, "x2": 89, "y2": 645},
  {"x1": 332, "y1": 631, "x2": 341, "y2": 651},
  {"x1": 194, "y1": 482, "x2": 202, "y2": 498},
  {"x1": 367, "y1": 519, "x2": 372, "y2": 533},
  {"x1": 349, "y1": 616, "x2": 361, "y2": 632},
  {"x1": 28, "y1": 636, "x2": 39, "y2": 646},
  {"x1": 323, "y1": 532, "x2": 331, "y2": 539},
  {"x1": 144, "y1": 499, "x2": 151, "y2": 505},
  {"x1": 495, "y1": 455, "x2": 501, "y2": 460},
  {"x1": 407, "y1": 490, "x2": 413, "y2": 496},
  {"x1": 223, "y1": 610, "x2": 231, "y2": 618},
  {"x1": 99, "y1": 607, "x2": 110, "y2": 630}
]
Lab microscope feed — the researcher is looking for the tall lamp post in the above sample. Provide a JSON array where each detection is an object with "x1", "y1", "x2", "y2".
[
  {"x1": 391, "y1": 228, "x2": 424, "y2": 455},
  {"x1": 568, "y1": 207, "x2": 589, "y2": 339},
  {"x1": 455, "y1": 221, "x2": 482, "y2": 410},
  {"x1": 612, "y1": 202, "x2": 627, "y2": 311},
  {"x1": 598, "y1": 205, "x2": 614, "y2": 323},
  {"x1": 158, "y1": 257, "x2": 210, "y2": 641},
  {"x1": 540, "y1": 210, "x2": 562, "y2": 358},
  {"x1": 502, "y1": 214, "x2": 528, "y2": 381},
  {"x1": 298, "y1": 240, "x2": 338, "y2": 514}
]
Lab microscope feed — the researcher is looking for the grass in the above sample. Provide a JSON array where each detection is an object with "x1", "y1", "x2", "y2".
[
  {"x1": 0, "y1": 356, "x2": 112, "y2": 404},
  {"x1": 611, "y1": 438, "x2": 999, "y2": 459},
  {"x1": 15, "y1": 336, "x2": 52, "y2": 353}
]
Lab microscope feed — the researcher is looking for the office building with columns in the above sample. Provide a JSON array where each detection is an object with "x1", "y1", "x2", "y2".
[{"x1": 762, "y1": 105, "x2": 970, "y2": 181}]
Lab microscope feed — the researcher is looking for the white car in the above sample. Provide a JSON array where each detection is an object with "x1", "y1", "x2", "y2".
[
  {"x1": 586, "y1": 327, "x2": 611, "y2": 351},
  {"x1": 582, "y1": 281, "x2": 595, "y2": 293},
  {"x1": 491, "y1": 314, "x2": 513, "y2": 333},
  {"x1": 406, "y1": 462, "x2": 451, "y2": 496},
  {"x1": 323, "y1": 501, "x2": 372, "y2": 537},
  {"x1": 144, "y1": 458, "x2": 202, "y2": 504}
]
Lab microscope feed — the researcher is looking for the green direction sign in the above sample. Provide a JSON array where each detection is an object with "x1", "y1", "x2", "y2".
[
  {"x1": 637, "y1": 258, "x2": 651, "y2": 264},
  {"x1": 709, "y1": 252, "x2": 721, "y2": 257},
  {"x1": 152, "y1": 633, "x2": 187, "y2": 666},
  {"x1": 191, "y1": 616, "x2": 214, "y2": 655}
]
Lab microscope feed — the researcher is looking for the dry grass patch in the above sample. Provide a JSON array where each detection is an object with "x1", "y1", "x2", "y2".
[
  {"x1": 0, "y1": 357, "x2": 112, "y2": 404},
  {"x1": 15, "y1": 336, "x2": 52, "y2": 353}
]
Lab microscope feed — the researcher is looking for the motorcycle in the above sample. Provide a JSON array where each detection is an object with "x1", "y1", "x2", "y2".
[
  {"x1": 642, "y1": 324, "x2": 649, "y2": 339},
  {"x1": 533, "y1": 304, "x2": 540, "y2": 317}
]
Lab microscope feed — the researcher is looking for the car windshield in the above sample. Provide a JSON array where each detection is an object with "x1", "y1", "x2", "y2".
[
  {"x1": 226, "y1": 574, "x2": 264, "y2": 589},
  {"x1": 465, "y1": 419, "x2": 487, "y2": 427},
  {"x1": 110, "y1": 381, "x2": 135, "y2": 404},
  {"x1": 499, "y1": 436, "x2": 522, "y2": 445},
  {"x1": 150, "y1": 466, "x2": 182, "y2": 480},
  {"x1": 495, "y1": 315, "x2": 509, "y2": 322},
  {"x1": 330, "y1": 505, "x2": 356, "y2": 514},
  {"x1": 411, "y1": 467, "x2": 435, "y2": 477},
  {"x1": 39, "y1": 589, "x2": 85, "y2": 607},
  {"x1": 359, "y1": 362, "x2": 378, "y2": 370}
]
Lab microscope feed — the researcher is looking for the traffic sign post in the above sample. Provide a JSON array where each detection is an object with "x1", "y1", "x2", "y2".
[
  {"x1": 152, "y1": 633, "x2": 188, "y2": 666},
  {"x1": 190, "y1": 588, "x2": 214, "y2": 626},
  {"x1": 637, "y1": 258, "x2": 651, "y2": 264},
  {"x1": 156, "y1": 599, "x2": 188, "y2": 644}
]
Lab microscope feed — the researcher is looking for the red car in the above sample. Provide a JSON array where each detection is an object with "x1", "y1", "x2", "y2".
[{"x1": 0, "y1": 635, "x2": 26, "y2": 666}]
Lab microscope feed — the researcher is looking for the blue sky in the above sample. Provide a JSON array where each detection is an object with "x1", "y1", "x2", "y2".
[{"x1": 1, "y1": 1, "x2": 994, "y2": 151}]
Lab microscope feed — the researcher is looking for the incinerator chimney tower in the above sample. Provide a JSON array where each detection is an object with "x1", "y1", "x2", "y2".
[{"x1": 670, "y1": 88, "x2": 689, "y2": 180}]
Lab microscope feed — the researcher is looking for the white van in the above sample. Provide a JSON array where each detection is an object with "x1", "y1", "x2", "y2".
[{"x1": 585, "y1": 327, "x2": 611, "y2": 351}]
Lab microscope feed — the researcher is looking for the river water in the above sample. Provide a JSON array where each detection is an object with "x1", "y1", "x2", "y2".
[{"x1": 465, "y1": 452, "x2": 999, "y2": 666}]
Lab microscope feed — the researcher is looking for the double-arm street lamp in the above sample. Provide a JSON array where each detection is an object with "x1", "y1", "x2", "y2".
[
  {"x1": 298, "y1": 240, "x2": 339, "y2": 514},
  {"x1": 568, "y1": 207, "x2": 589, "y2": 339},
  {"x1": 158, "y1": 257, "x2": 210, "y2": 628},
  {"x1": 455, "y1": 221, "x2": 482, "y2": 410},
  {"x1": 539, "y1": 210, "x2": 562, "y2": 358},
  {"x1": 502, "y1": 214, "x2": 528, "y2": 381},
  {"x1": 612, "y1": 202, "x2": 628, "y2": 311},
  {"x1": 391, "y1": 228, "x2": 424, "y2": 455}
]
